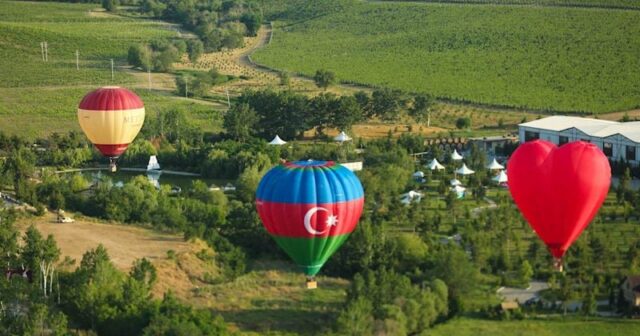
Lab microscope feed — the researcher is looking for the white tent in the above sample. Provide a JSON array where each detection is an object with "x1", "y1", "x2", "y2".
[
  {"x1": 427, "y1": 158, "x2": 445, "y2": 170},
  {"x1": 268, "y1": 135, "x2": 287, "y2": 145},
  {"x1": 487, "y1": 158, "x2": 505, "y2": 170},
  {"x1": 451, "y1": 185, "x2": 466, "y2": 193},
  {"x1": 413, "y1": 171, "x2": 425, "y2": 178},
  {"x1": 493, "y1": 170, "x2": 508, "y2": 183},
  {"x1": 334, "y1": 131, "x2": 352, "y2": 142},
  {"x1": 451, "y1": 149, "x2": 463, "y2": 161},
  {"x1": 455, "y1": 163, "x2": 475, "y2": 175},
  {"x1": 147, "y1": 155, "x2": 161, "y2": 171},
  {"x1": 400, "y1": 190, "x2": 422, "y2": 205},
  {"x1": 450, "y1": 178, "x2": 462, "y2": 186}
]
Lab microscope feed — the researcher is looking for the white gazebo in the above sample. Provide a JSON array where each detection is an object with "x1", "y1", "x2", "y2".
[
  {"x1": 450, "y1": 178, "x2": 462, "y2": 186},
  {"x1": 427, "y1": 158, "x2": 445, "y2": 171},
  {"x1": 334, "y1": 131, "x2": 352, "y2": 142},
  {"x1": 451, "y1": 149, "x2": 463, "y2": 161},
  {"x1": 487, "y1": 158, "x2": 505, "y2": 170},
  {"x1": 455, "y1": 163, "x2": 475, "y2": 176},
  {"x1": 493, "y1": 170, "x2": 508, "y2": 184},
  {"x1": 413, "y1": 171, "x2": 425, "y2": 178},
  {"x1": 268, "y1": 135, "x2": 287, "y2": 145}
]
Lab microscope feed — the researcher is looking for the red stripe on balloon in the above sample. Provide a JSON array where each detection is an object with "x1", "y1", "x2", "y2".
[
  {"x1": 79, "y1": 87, "x2": 144, "y2": 111},
  {"x1": 94, "y1": 143, "x2": 130, "y2": 157},
  {"x1": 256, "y1": 198, "x2": 364, "y2": 238}
]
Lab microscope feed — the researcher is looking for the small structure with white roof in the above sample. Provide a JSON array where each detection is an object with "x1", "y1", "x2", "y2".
[
  {"x1": 493, "y1": 170, "x2": 508, "y2": 184},
  {"x1": 334, "y1": 131, "x2": 352, "y2": 142},
  {"x1": 427, "y1": 158, "x2": 445, "y2": 171},
  {"x1": 450, "y1": 178, "x2": 462, "y2": 186},
  {"x1": 268, "y1": 135, "x2": 287, "y2": 145},
  {"x1": 451, "y1": 149, "x2": 463, "y2": 161},
  {"x1": 487, "y1": 158, "x2": 504, "y2": 170},
  {"x1": 455, "y1": 163, "x2": 475, "y2": 176},
  {"x1": 400, "y1": 190, "x2": 423, "y2": 205}
]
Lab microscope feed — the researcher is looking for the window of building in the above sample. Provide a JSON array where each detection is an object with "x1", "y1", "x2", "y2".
[
  {"x1": 626, "y1": 145, "x2": 636, "y2": 161},
  {"x1": 524, "y1": 131, "x2": 539, "y2": 142},
  {"x1": 603, "y1": 143, "x2": 613, "y2": 157},
  {"x1": 559, "y1": 136, "x2": 569, "y2": 145}
]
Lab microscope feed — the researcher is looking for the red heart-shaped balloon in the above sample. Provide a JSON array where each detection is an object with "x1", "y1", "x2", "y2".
[{"x1": 507, "y1": 140, "x2": 610, "y2": 259}]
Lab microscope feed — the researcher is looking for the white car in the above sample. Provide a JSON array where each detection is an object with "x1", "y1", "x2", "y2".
[{"x1": 59, "y1": 217, "x2": 75, "y2": 223}]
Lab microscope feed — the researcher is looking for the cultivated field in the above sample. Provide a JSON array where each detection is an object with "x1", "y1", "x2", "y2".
[{"x1": 254, "y1": 1, "x2": 640, "y2": 113}]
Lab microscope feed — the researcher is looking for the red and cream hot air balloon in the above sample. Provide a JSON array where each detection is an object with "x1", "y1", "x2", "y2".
[{"x1": 77, "y1": 86, "x2": 145, "y2": 172}]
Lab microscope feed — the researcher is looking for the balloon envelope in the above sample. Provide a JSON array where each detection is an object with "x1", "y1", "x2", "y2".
[
  {"x1": 78, "y1": 86, "x2": 145, "y2": 158},
  {"x1": 256, "y1": 160, "x2": 364, "y2": 276},
  {"x1": 507, "y1": 140, "x2": 610, "y2": 259}
]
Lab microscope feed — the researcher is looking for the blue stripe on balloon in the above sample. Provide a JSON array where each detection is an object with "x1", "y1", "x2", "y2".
[{"x1": 256, "y1": 161, "x2": 364, "y2": 204}]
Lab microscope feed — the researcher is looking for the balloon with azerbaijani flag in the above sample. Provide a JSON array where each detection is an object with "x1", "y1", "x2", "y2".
[
  {"x1": 256, "y1": 160, "x2": 364, "y2": 288},
  {"x1": 77, "y1": 86, "x2": 145, "y2": 172}
]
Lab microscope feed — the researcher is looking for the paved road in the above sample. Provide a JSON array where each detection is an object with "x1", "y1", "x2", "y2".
[{"x1": 497, "y1": 281, "x2": 549, "y2": 303}]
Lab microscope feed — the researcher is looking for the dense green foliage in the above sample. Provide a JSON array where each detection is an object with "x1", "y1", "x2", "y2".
[
  {"x1": 254, "y1": 1, "x2": 640, "y2": 113},
  {"x1": 138, "y1": 0, "x2": 263, "y2": 51}
]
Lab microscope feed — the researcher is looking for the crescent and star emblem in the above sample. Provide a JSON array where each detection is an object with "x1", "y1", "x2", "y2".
[{"x1": 303, "y1": 207, "x2": 339, "y2": 235}]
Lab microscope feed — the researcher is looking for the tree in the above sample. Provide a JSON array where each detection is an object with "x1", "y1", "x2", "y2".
[
  {"x1": 336, "y1": 297, "x2": 374, "y2": 336},
  {"x1": 187, "y1": 39, "x2": 204, "y2": 64},
  {"x1": 519, "y1": 260, "x2": 534, "y2": 285},
  {"x1": 314, "y1": 69, "x2": 336, "y2": 90},
  {"x1": 410, "y1": 94, "x2": 434, "y2": 127},
  {"x1": 223, "y1": 103, "x2": 259, "y2": 141},
  {"x1": 333, "y1": 96, "x2": 363, "y2": 132},
  {"x1": 279, "y1": 71, "x2": 290, "y2": 87},
  {"x1": 371, "y1": 88, "x2": 404, "y2": 121},
  {"x1": 240, "y1": 12, "x2": 262, "y2": 36},
  {"x1": 456, "y1": 117, "x2": 471, "y2": 130},
  {"x1": 102, "y1": 0, "x2": 118, "y2": 12},
  {"x1": 128, "y1": 44, "x2": 153, "y2": 71}
]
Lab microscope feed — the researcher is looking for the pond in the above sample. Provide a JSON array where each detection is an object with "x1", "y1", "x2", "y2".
[{"x1": 62, "y1": 169, "x2": 234, "y2": 191}]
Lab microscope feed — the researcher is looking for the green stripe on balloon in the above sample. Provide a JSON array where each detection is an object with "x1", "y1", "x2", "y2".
[{"x1": 271, "y1": 234, "x2": 351, "y2": 276}]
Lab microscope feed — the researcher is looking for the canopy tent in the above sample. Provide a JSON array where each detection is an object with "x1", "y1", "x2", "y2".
[
  {"x1": 400, "y1": 190, "x2": 423, "y2": 205},
  {"x1": 427, "y1": 158, "x2": 445, "y2": 170},
  {"x1": 413, "y1": 171, "x2": 425, "y2": 178},
  {"x1": 334, "y1": 131, "x2": 352, "y2": 142},
  {"x1": 487, "y1": 158, "x2": 505, "y2": 170},
  {"x1": 450, "y1": 178, "x2": 462, "y2": 186},
  {"x1": 493, "y1": 170, "x2": 508, "y2": 183},
  {"x1": 451, "y1": 185, "x2": 466, "y2": 193},
  {"x1": 451, "y1": 185, "x2": 466, "y2": 198},
  {"x1": 455, "y1": 163, "x2": 475, "y2": 175},
  {"x1": 451, "y1": 149, "x2": 463, "y2": 161},
  {"x1": 268, "y1": 135, "x2": 287, "y2": 145},
  {"x1": 147, "y1": 155, "x2": 161, "y2": 171}
]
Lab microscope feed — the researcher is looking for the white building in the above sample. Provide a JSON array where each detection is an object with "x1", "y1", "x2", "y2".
[{"x1": 519, "y1": 116, "x2": 640, "y2": 164}]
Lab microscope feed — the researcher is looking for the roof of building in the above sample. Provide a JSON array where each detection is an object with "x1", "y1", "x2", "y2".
[{"x1": 520, "y1": 116, "x2": 640, "y2": 142}]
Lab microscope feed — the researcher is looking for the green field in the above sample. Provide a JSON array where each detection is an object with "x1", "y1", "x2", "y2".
[
  {"x1": 431, "y1": 317, "x2": 640, "y2": 335},
  {"x1": 383, "y1": 0, "x2": 640, "y2": 9},
  {"x1": 0, "y1": 1, "x2": 224, "y2": 138},
  {"x1": 255, "y1": 1, "x2": 640, "y2": 113}
]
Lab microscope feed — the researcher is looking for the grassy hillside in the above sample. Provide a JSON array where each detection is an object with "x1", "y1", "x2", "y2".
[
  {"x1": 254, "y1": 1, "x2": 640, "y2": 113},
  {"x1": 431, "y1": 317, "x2": 640, "y2": 335},
  {"x1": 0, "y1": 1, "x2": 223, "y2": 138}
]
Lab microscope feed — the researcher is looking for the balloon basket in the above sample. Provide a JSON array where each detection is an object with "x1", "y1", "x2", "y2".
[
  {"x1": 306, "y1": 278, "x2": 317, "y2": 290},
  {"x1": 553, "y1": 258, "x2": 563, "y2": 272}
]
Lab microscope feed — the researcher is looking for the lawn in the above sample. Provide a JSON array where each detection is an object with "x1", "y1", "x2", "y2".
[
  {"x1": 430, "y1": 317, "x2": 640, "y2": 336},
  {"x1": 255, "y1": 1, "x2": 640, "y2": 113}
]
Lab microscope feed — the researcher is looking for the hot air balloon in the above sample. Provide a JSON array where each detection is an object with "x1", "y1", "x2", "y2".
[
  {"x1": 256, "y1": 160, "x2": 364, "y2": 288},
  {"x1": 78, "y1": 86, "x2": 145, "y2": 172},
  {"x1": 508, "y1": 140, "x2": 610, "y2": 271}
]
